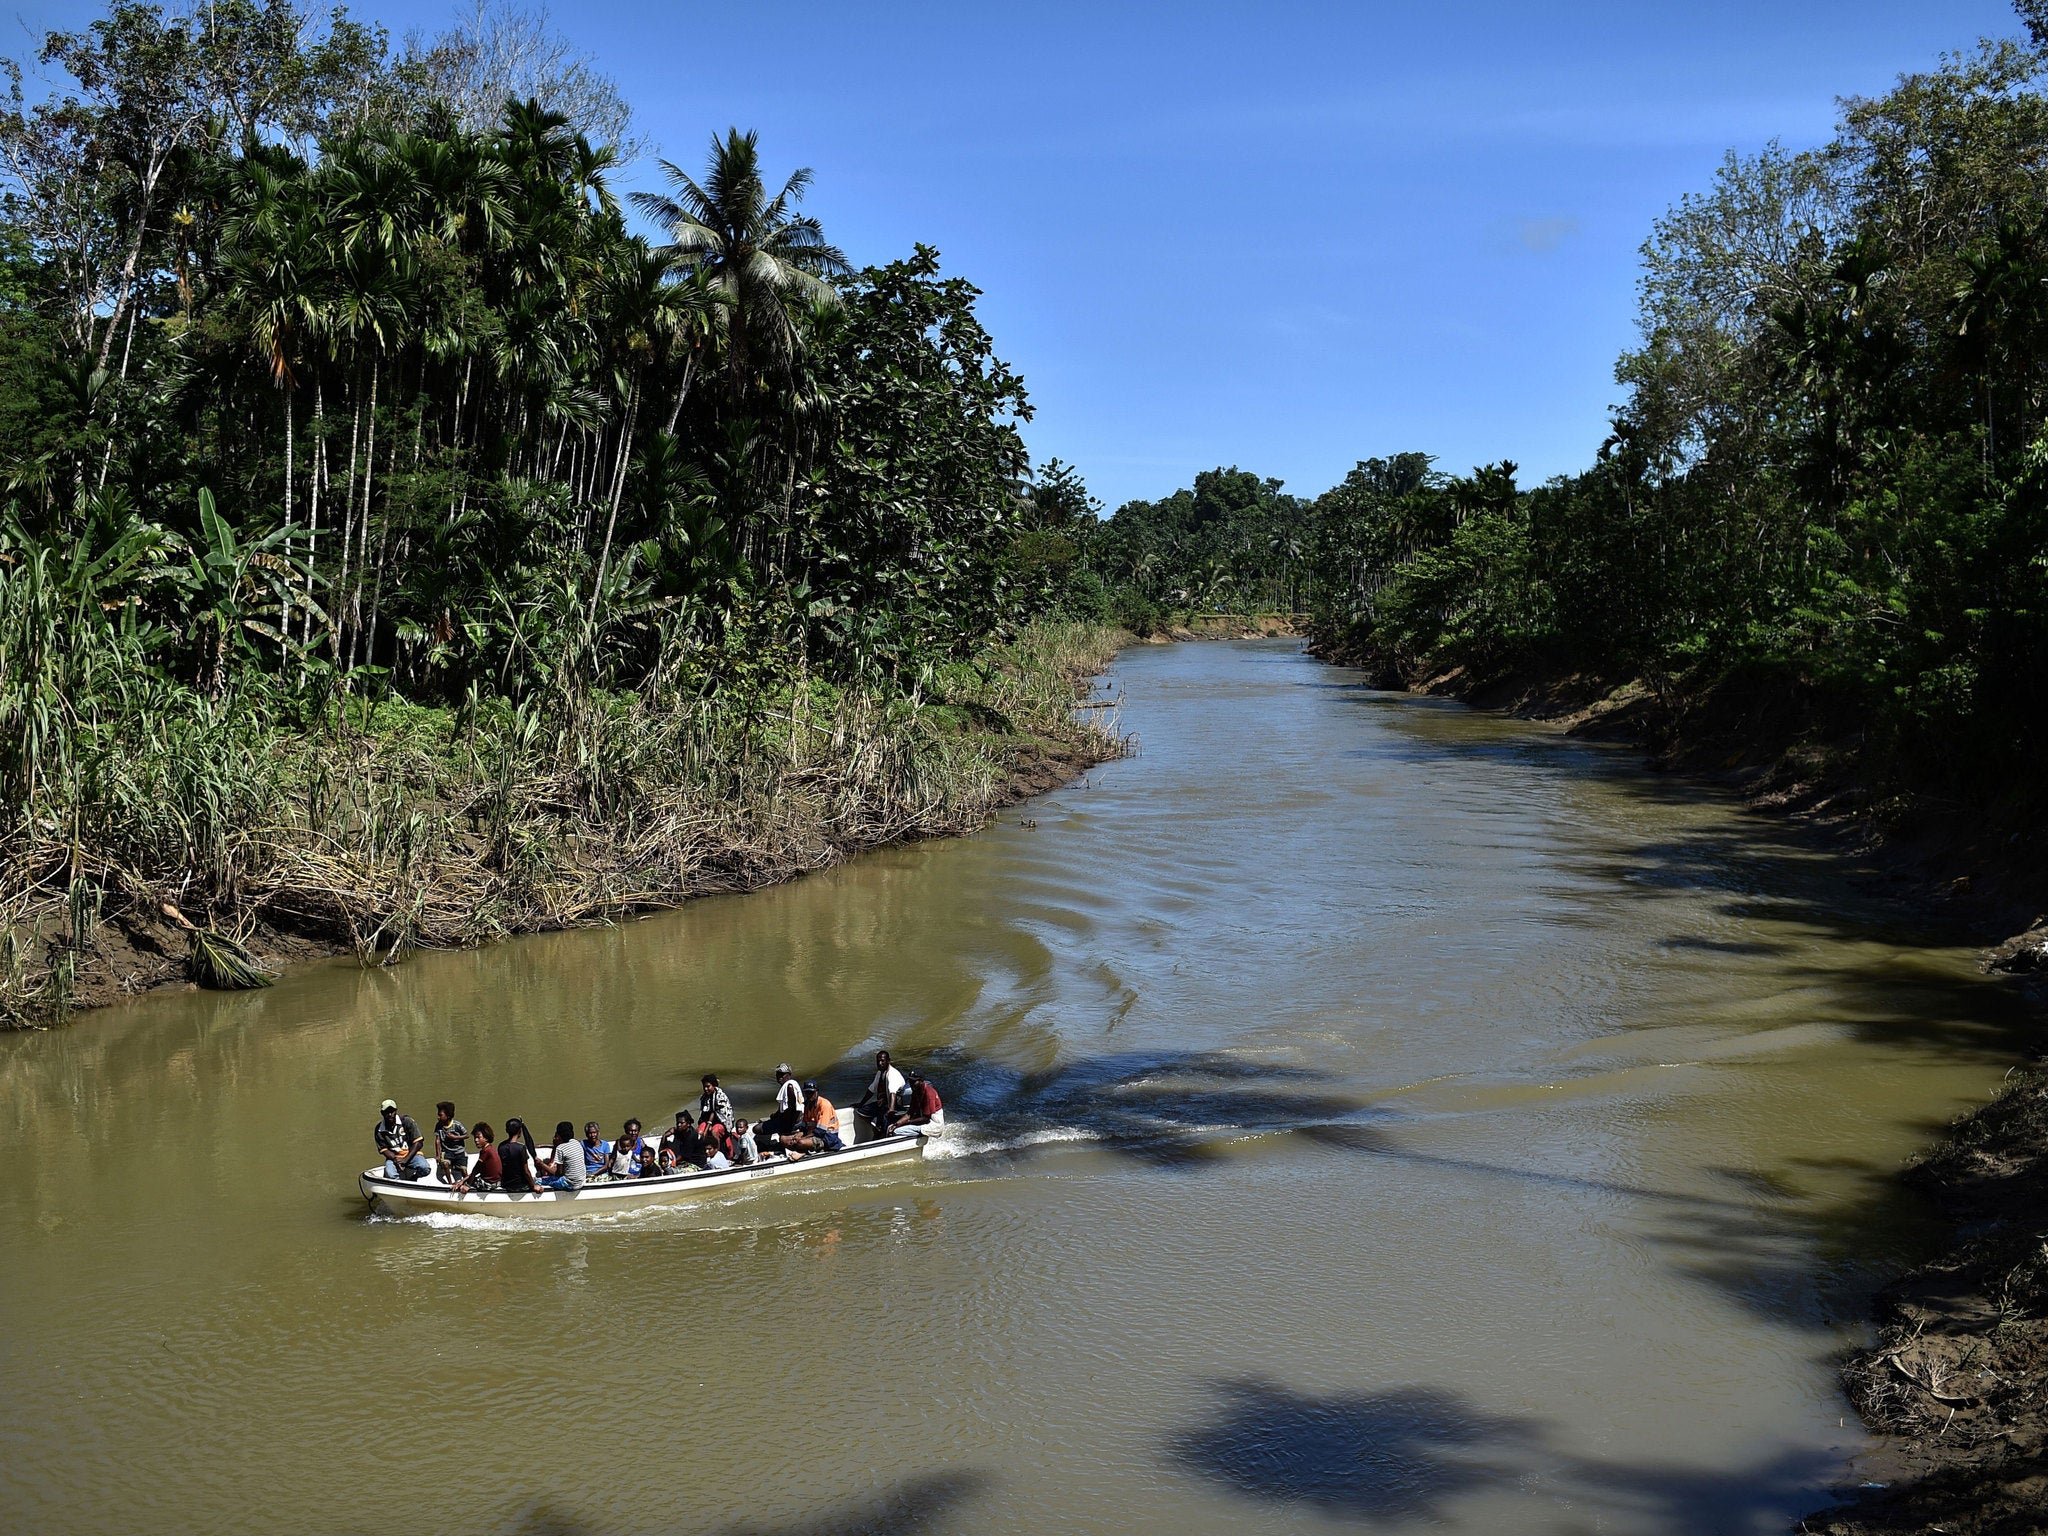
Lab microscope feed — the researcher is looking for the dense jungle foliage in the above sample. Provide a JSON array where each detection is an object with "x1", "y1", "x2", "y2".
[
  {"x1": 0, "y1": 0, "x2": 1111, "y2": 1017},
  {"x1": 1062, "y1": 4, "x2": 2048, "y2": 818}
]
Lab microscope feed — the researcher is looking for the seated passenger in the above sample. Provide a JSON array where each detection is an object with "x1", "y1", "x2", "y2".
[
  {"x1": 700, "y1": 1140, "x2": 732, "y2": 1171},
  {"x1": 761, "y1": 1063, "x2": 804, "y2": 1147},
  {"x1": 374, "y1": 1099, "x2": 433, "y2": 1181},
  {"x1": 609, "y1": 1119, "x2": 649, "y2": 1178},
  {"x1": 698, "y1": 1074, "x2": 735, "y2": 1131},
  {"x1": 579, "y1": 1120, "x2": 612, "y2": 1180},
  {"x1": 433, "y1": 1101, "x2": 469, "y2": 1183},
  {"x1": 704, "y1": 1115, "x2": 737, "y2": 1162},
  {"x1": 460, "y1": 1123, "x2": 504, "y2": 1192},
  {"x1": 497, "y1": 1119, "x2": 539, "y2": 1193},
  {"x1": 889, "y1": 1070, "x2": 946, "y2": 1131},
  {"x1": 731, "y1": 1118, "x2": 759, "y2": 1166},
  {"x1": 782, "y1": 1082, "x2": 844, "y2": 1158},
  {"x1": 660, "y1": 1109, "x2": 700, "y2": 1170},
  {"x1": 538, "y1": 1120, "x2": 587, "y2": 1190},
  {"x1": 858, "y1": 1050, "x2": 907, "y2": 1138}
]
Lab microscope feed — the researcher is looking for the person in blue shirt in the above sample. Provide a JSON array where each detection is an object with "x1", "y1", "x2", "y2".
[{"x1": 578, "y1": 1120, "x2": 612, "y2": 1179}]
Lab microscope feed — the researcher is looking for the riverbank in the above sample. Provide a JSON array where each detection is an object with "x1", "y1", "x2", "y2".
[
  {"x1": 1807, "y1": 1064, "x2": 2048, "y2": 1536},
  {"x1": 0, "y1": 620, "x2": 1130, "y2": 1027},
  {"x1": 1303, "y1": 630, "x2": 2048, "y2": 1535},
  {"x1": 1141, "y1": 613, "x2": 1303, "y2": 642}
]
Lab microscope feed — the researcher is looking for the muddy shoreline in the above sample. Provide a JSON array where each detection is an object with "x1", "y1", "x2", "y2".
[
  {"x1": 37, "y1": 730, "x2": 1119, "y2": 1024},
  {"x1": 1303, "y1": 634, "x2": 2048, "y2": 1535}
]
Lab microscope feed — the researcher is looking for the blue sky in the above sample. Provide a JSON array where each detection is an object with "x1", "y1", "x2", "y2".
[{"x1": 16, "y1": 0, "x2": 2030, "y2": 505}]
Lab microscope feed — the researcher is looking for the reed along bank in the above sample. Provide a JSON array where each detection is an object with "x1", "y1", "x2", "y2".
[{"x1": 0, "y1": 618, "x2": 1128, "y2": 1024}]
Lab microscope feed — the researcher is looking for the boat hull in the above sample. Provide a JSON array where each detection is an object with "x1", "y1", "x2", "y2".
[{"x1": 360, "y1": 1130, "x2": 926, "y2": 1219}]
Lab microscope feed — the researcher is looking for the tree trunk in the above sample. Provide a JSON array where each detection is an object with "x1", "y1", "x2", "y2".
[
  {"x1": 348, "y1": 362, "x2": 380, "y2": 672},
  {"x1": 589, "y1": 379, "x2": 642, "y2": 624},
  {"x1": 306, "y1": 381, "x2": 325, "y2": 650}
]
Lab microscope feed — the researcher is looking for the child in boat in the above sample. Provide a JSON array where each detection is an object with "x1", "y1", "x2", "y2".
[
  {"x1": 610, "y1": 1119, "x2": 649, "y2": 1177},
  {"x1": 457, "y1": 1123, "x2": 503, "y2": 1191}
]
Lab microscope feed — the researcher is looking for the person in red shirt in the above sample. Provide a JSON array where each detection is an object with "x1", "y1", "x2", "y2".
[
  {"x1": 889, "y1": 1070, "x2": 944, "y2": 1131},
  {"x1": 456, "y1": 1123, "x2": 503, "y2": 1191}
]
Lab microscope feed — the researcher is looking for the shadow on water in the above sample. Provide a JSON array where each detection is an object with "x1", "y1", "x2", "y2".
[
  {"x1": 507, "y1": 1471, "x2": 991, "y2": 1536},
  {"x1": 1295, "y1": 1122, "x2": 1940, "y2": 1328},
  {"x1": 921, "y1": 1049, "x2": 1366, "y2": 1168},
  {"x1": 1575, "y1": 822, "x2": 2041, "y2": 1067},
  {"x1": 872, "y1": 1036, "x2": 1959, "y2": 1330},
  {"x1": 1168, "y1": 1378, "x2": 1842, "y2": 1532},
  {"x1": 885, "y1": 1041, "x2": 1936, "y2": 1330},
  {"x1": 1168, "y1": 1377, "x2": 1536, "y2": 1520}
]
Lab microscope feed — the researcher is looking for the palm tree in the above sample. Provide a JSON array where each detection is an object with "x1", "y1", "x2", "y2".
[
  {"x1": 630, "y1": 129, "x2": 849, "y2": 400},
  {"x1": 224, "y1": 157, "x2": 326, "y2": 538}
]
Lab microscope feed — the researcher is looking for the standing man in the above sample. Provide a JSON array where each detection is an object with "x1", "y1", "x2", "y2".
[
  {"x1": 374, "y1": 1099, "x2": 432, "y2": 1181},
  {"x1": 859, "y1": 1050, "x2": 907, "y2": 1138},
  {"x1": 432, "y1": 1101, "x2": 468, "y2": 1184}
]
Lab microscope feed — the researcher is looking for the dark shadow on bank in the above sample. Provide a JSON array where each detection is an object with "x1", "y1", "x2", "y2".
[
  {"x1": 504, "y1": 1470, "x2": 991, "y2": 1536},
  {"x1": 1168, "y1": 1378, "x2": 1843, "y2": 1532}
]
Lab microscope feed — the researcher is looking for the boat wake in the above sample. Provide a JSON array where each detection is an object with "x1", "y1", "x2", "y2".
[{"x1": 921, "y1": 1124, "x2": 1098, "y2": 1160}]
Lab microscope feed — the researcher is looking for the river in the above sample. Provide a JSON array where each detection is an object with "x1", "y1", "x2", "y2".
[{"x1": 0, "y1": 639, "x2": 2032, "y2": 1534}]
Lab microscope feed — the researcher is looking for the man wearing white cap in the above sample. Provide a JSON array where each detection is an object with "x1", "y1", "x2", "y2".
[
  {"x1": 373, "y1": 1098, "x2": 431, "y2": 1180},
  {"x1": 761, "y1": 1063, "x2": 805, "y2": 1148}
]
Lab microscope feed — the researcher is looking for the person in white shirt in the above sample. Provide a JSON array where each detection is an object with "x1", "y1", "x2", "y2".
[
  {"x1": 860, "y1": 1049, "x2": 908, "y2": 1138},
  {"x1": 762, "y1": 1063, "x2": 804, "y2": 1148}
]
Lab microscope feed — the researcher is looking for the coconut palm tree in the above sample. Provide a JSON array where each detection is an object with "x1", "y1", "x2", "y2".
[{"x1": 630, "y1": 129, "x2": 849, "y2": 400}]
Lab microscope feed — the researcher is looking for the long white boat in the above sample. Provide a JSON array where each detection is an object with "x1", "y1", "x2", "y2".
[{"x1": 359, "y1": 1125, "x2": 930, "y2": 1219}]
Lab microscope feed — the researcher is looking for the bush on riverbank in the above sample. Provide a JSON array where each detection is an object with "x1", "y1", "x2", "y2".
[{"x1": 0, "y1": 615, "x2": 1126, "y2": 1025}]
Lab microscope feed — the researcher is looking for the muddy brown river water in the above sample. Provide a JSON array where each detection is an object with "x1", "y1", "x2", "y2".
[{"x1": 1, "y1": 639, "x2": 2035, "y2": 1535}]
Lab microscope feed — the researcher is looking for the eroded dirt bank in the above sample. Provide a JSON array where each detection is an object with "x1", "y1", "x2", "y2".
[{"x1": 1806, "y1": 1058, "x2": 2048, "y2": 1536}]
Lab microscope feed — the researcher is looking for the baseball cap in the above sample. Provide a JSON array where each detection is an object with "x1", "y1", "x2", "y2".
[
  {"x1": 776, "y1": 1062, "x2": 791, "y2": 1075},
  {"x1": 379, "y1": 1098, "x2": 397, "y2": 1111}
]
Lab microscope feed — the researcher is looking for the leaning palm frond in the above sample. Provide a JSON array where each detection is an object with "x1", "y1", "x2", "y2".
[{"x1": 187, "y1": 928, "x2": 276, "y2": 990}]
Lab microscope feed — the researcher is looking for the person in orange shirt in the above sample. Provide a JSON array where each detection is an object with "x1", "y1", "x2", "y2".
[{"x1": 782, "y1": 1081, "x2": 845, "y2": 1157}]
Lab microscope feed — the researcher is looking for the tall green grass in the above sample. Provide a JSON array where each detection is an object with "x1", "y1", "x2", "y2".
[{"x1": 0, "y1": 552, "x2": 1127, "y2": 1026}]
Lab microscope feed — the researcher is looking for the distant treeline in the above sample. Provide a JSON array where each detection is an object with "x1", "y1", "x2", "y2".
[{"x1": 1047, "y1": 5, "x2": 2048, "y2": 816}]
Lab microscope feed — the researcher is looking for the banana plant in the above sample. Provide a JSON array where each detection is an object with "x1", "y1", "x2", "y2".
[{"x1": 182, "y1": 490, "x2": 325, "y2": 697}]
